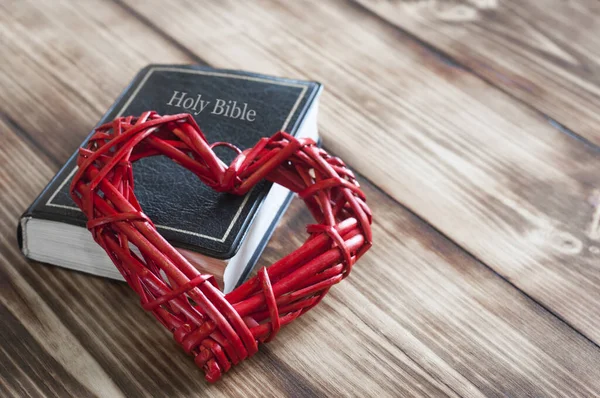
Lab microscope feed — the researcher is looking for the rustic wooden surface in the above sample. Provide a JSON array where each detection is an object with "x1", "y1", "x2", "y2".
[
  {"x1": 1, "y1": 0, "x2": 600, "y2": 396},
  {"x1": 356, "y1": 0, "x2": 600, "y2": 145}
]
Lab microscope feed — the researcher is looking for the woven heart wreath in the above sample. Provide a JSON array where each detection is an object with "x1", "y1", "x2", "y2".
[{"x1": 70, "y1": 111, "x2": 372, "y2": 382}]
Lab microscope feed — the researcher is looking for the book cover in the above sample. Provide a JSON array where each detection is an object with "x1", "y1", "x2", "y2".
[{"x1": 19, "y1": 64, "x2": 321, "y2": 273}]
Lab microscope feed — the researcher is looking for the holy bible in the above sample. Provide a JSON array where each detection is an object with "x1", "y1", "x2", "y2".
[{"x1": 18, "y1": 65, "x2": 322, "y2": 292}]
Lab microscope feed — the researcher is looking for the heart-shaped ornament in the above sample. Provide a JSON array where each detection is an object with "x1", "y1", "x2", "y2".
[{"x1": 70, "y1": 111, "x2": 372, "y2": 382}]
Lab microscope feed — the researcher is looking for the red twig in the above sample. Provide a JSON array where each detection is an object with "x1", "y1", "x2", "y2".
[{"x1": 70, "y1": 111, "x2": 372, "y2": 382}]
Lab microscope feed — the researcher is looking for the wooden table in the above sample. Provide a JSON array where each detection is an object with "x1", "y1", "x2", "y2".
[{"x1": 2, "y1": 1, "x2": 600, "y2": 396}]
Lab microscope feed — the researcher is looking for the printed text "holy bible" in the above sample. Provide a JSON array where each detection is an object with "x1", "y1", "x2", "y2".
[{"x1": 167, "y1": 90, "x2": 257, "y2": 122}]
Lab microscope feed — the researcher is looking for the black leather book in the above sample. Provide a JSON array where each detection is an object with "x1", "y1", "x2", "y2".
[{"x1": 18, "y1": 64, "x2": 322, "y2": 292}]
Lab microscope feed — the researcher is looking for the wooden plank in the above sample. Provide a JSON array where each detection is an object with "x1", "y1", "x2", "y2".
[
  {"x1": 0, "y1": 117, "x2": 126, "y2": 398},
  {"x1": 4, "y1": 109, "x2": 600, "y2": 396},
  {"x1": 354, "y1": 0, "x2": 600, "y2": 144},
  {"x1": 118, "y1": 0, "x2": 600, "y2": 345},
  {"x1": 0, "y1": 0, "x2": 194, "y2": 163}
]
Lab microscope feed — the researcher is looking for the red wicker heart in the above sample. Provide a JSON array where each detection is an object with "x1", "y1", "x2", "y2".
[{"x1": 70, "y1": 111, "x2": 372, "y2": 382}]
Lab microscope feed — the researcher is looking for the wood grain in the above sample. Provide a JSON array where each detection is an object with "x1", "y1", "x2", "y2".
[
  {"x1": 0, "y1": 0, "x2": 194, "y2": 162},
  {"x1": 117, "y1": 0, "x2": 600, "y2": 345},
  {"x1": 2, "y1": 0, "x2": 600, "y2": 396},
  {"x1": 355, "y1": 0, "x2": 600, "y2": 145}
]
